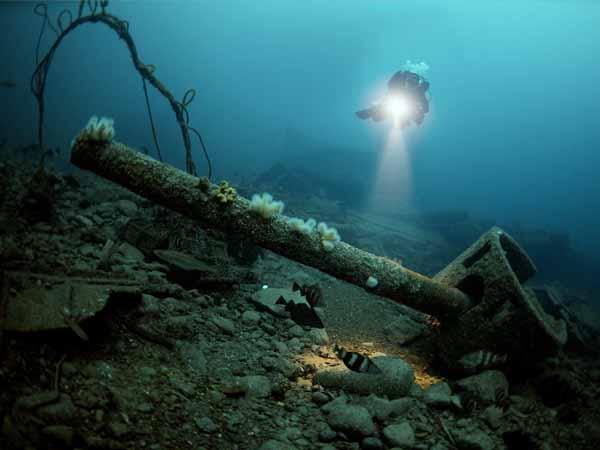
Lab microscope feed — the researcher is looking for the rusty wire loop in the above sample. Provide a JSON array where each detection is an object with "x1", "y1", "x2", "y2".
[{"x1": 31, "y1": 1, "x2": 211, "y2": 177}]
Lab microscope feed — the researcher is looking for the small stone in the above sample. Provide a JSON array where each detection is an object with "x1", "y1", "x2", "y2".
[
  {"x1": 211, "y1": 316, "x2": 236, "y2": 335},
  {"x1": 452, "y1": 426, "x2": 495, "y2": 450},
  {"x1": 361, "y1": 436, "x2": 385, "y2": 450},
  {"x1": 311, "y1": 391, "x2": 331, "y2": 405},
  {"x1": 288, "y1": 325, "x2": 305, "y2": 338},
  {"x1": 257, "y1": 439, "x2": 297, "y2": 450},
  {"x1": 318, "y1": 427, "x2": 337, "y2": 443},
  {"x1": 326, "y1": 404, "x2": 376, "y2": 440},
  {"x1": 75, "y1": 215, "x2": 94, "y2": 227},
  {"x1": 139, "y1": 366, "x2": 157, "y2": 378},
  {"x1": 424, "y1": 382, "x2": 454, "y2": 408},
  {"x1": 194, "y1": 416, "x2": 218, "y2": 433},
  {"x1": 242, "y1": 310, "x2": 261, "y2": 325},
  {"x1": 308, "y1": 328, "x2": 329, "y2": 345},
  {"x1": 138, "y1": 402, "x2": 154, "y2": 413},
  {"x1": 42, "y1": 425, "x2": 74, "y2": 446},
  {"x1": 61, "y1": 362, "x2": 79, "y2": 378},
  {"x1": 383, "y1": 422, "x2": 415, "y2": 448},
  {"x1": 36, "y1": 394, "x2": 77, "y2": 424},
  {"x1": 108, "y1": 420, "x2": 129, "y2": 437},
  {"x1": 116, "y1": 199, "x2": 138, "y2": 217},
  {"x1": 483, "y1": 405, "x2": 504, "y2": 429},
  {"x1": 241, "y1": 375, "x2": 271, "y2": 398}
]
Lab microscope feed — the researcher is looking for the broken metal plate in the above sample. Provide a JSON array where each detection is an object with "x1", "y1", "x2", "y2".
[
  {"x1": 0, "y1": 271, "x2": 141, "y2": 332},
  {"x1": 250, "y1": 287, "x2": 308, "y2": 318}
]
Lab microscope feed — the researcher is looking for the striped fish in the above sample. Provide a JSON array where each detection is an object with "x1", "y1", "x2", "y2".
[
  {"x1": 333, "y1": 344, "x2": 382, "y2": 374},
  {"x1": 457, "y1": 350, "x2": 508, "y2": 375},
  {"x1": 275, "y1": 295, "x2": 324, "y2": 328},
  {"x1": 292, "y1": 282, "x2": 325, "y2": 308}
]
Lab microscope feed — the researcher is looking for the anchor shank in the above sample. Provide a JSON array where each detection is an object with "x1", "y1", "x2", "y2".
[{"x1": 71, "y1": 139, "x2": 474, "y2": 319}]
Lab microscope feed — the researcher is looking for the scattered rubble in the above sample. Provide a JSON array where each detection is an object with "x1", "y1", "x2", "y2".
[{"x1": 0, "y1": 157, "x2": 599, "y2": 450}]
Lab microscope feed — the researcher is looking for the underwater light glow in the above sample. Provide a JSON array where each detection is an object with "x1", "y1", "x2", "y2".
[{"x1": 385, "y1": 94, "x2": 413, "y2": 128}]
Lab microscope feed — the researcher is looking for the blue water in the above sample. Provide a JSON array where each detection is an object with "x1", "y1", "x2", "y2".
[{"x1": 1, "y1": 0, "x2": 599, "y2": 269}]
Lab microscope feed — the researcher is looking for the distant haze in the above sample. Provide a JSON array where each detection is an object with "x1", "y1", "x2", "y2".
[{"x1": 1, "y1": 0, "x2": 599, "y2": 261}]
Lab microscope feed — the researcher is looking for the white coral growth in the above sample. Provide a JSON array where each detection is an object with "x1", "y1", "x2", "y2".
[
  {"x1": 79, "y1": 115, "x2": 115, "y2": 142},
  {"x1": 366, "y1": 276, "x2": 378, "y2": 288},
  {"x1": 317, "y1": 222, "x2": 341, "y2": 251},
  {"x1": 249, "y1": 193, "x2": 285, "y2": 219},
  {"x1": 287, "y1": 217, "x2": 316, "y2": 234}
]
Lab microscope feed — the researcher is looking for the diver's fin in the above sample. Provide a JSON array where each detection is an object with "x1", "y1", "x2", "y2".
[{"x1": 355, "y1": 108, "x2": 372, "y2": 119}]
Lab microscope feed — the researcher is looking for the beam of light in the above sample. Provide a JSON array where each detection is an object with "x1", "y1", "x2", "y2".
[{"x1": 368, "y1": 127, "x2": 413, "y2": 216}]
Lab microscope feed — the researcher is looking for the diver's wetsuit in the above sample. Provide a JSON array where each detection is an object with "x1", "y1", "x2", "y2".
[
  {"x1": 356, "y1": 70, "x2": 430, "y2": 127},
  {"x1": 387, "y1": 70, "x2": 429, "y2": 125}
]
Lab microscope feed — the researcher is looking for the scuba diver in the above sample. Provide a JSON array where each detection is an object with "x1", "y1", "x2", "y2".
[{"x1": 356, "y1": 70, "x2": 430, "y2": 129}]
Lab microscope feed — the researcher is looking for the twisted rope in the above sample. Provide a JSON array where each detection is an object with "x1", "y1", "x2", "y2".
[{"x1": 31, "y1": 1, "x2": 211, "y2": 177}]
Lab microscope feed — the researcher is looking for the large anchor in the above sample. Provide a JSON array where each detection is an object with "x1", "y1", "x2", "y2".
[{"x1": 70, "y1": 135, "x2": 567, "y2": 369}]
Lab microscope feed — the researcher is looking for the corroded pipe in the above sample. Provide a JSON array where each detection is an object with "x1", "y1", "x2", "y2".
[{"x1": 71, "y1": 139, "x2": 473, "y2": 319}]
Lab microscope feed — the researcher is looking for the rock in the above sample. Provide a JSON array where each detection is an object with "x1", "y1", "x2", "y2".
[
  {"x1": 311, "y1": 391, "x2": 331, "y2": 406},
  {"x1": 308, "y1": 328, "x2": 329, "y2": 345},
  {"x1": 169, "y1": 378, "x2": 195, "y2": 396},
  {"x1": 1, "y1": 415, "x2": 26, "y2": 449},
  {"x1": 79, "y1": 243, "x2": 98, "y2": 257},
  {"x1": 211, "y1": 316, "x2": 236, "y2": 335},
  {"x1": 482, "y1": 405, "x2": 504, "y2": 429},
  {"x1": 116, "y1": 199, "x2": 138, "y2": 217},
  {"x1": 288, "y1": 324, "x2": 305, "y2": 338},
  {"x1": 361, "y1": 436, "x2": 385, "y2": 450},
  {"x1": 388, "y1": 397, "x2": 420, "y2": 418},
  {"x1": 177, "y1": 341, "x2": 207, "y2": 375},
  {"x1": 139, "y1": 366, "x2": 157, "y2": 378},
  {"x1": 75, "y1": 214, "x2": 94, "y2": 227},
  {"x1": 321, "y1": 394, "x2": 349, "y2": 414},
  {"x1": 284, "y1": 427, "x2": 303, "y2": 441},
  {"x1": 42, "y1": 425, "x2": 74, "y2": 446},
  {"x1": 257, "y1": 439, "x2": 297, "y2": 450},
  {"x1": 194, "y1": 416, "x2": 218, "y2": 433},
  {"x1": 242, "y1": 310, "x2": 262, "y2": 325},
  {"x1": 383, "y1": 422, "x2": 415, "y2": 448},
  {"x1": 318, "y1": 427, "x2": 337, "y2": 443},
  {"x1": 117, "y1": 242, "x2": 145, "y2": 262},
  {"x1": 137, "y1": 402, "x2": 154, "y2": 413},
  {"x1": 423, "y1": 382, "x2": 454, "y2": 408},
  {"x1": 36, "y1": 394, "x2": 77, "y2": 424},
  {"x1": 455, "y1": 370, "x2": 509, "y2": 404},
  {"x1": 14, "y1": 390, "x2": 59, "y2": 411},
  {"x1": 240, "y1": 375, "x2": 272, "y2": 398},
  {"x1": 326, "y1": 404, "x2": 376, "y2": 440},
  {"x1": 383, "y1": 314, "x2": 428, "y2": 344},
  {"x1": 359, "y1": 395, "x2": 392, "y2": 421},
  {"x1": 273, "y1": 340, "x2": 288, "y2": 354},
  {"x1": 139, "y1": 294, "x2": 161, "y2": 315},
  {"x1": 108, "y1": 420, "x2": 129, "y2": 438},
  {"x1": 452, "y1": 426, "x2": 495, "y2": 450},
  {"x1": 314, "y1": 356, "x2": 415, "y2": 399}
]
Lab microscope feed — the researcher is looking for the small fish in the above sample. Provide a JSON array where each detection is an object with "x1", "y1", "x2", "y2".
[
  {"x1": 285, "y1": 301, "x2": 324, "y2": 328},
  {"x1": 457, "y1": 350, "x2": 508, "y2": 375},
  {"x1": 495, "y1": 386, "x2": 510, "y2": 412},
  {"x1": 0, "y1": 80, "x2": 16, "y2": 88},
  {"x1": 292, "y1": 281, "x2": 325, "y2": 308},
  {"x1": 458, "y1": 391, "x2": 480, "y2": 414},
  {"x1": 333, "y1": 344, "x2": 382, "y2": 374}
]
